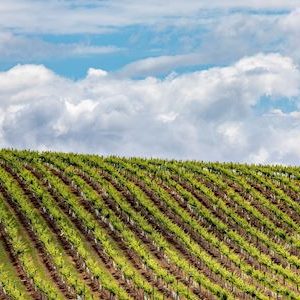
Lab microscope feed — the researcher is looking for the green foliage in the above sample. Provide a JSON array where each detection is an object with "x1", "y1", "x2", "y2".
[{"x1": 0, "y1": 149, "x2": 299, "y2": 299}]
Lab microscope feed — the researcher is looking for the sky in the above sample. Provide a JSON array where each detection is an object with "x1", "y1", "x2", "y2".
[{"x1": 0, "y1": 0, "x2": 300, "y2": 164}]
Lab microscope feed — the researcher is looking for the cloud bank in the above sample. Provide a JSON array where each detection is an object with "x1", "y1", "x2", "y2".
[
  {"x1": 0, "y1": 1, "x2": 299, "y2": 34},
  {"x1": 0, "y1": 53, "x2": 299, "y2": 164}
]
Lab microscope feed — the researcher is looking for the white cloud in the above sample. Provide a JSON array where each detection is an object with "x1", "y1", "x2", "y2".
[
  {"x1": 0, "y1": 32, "x2": 121, "y2": 62},
  {"x1": 0, "y1": 1, "x2": 299, "y2": 34},
  {"x1": 0, "y1": 53, "x2": 299, "y2": 164},
  {"x1": 157, "y1": 112, "x2": 178, "y2": 123},
  {"x1": 71, "y1": 45, "x2": 122, "y2": 56},
  {"x1": 217, "y1": 122, "x2": 246, "y2": 147},
  {"x1": 111, "y1": 9, "x2": 300, "y2": 77},
  {"x1": 279, "y1": 8, "x2": 300, "y2": 31},
  {"x1": 87, "y1": 68, "x2": 108, "y2": 78},
  {"x1": 1, "y1": 2, "x2": 300, "y2": 69},
  {"x1": 249, "y1": 148, "x2": 269, "y2": 164},
  {"x1": 117, "y1": 53, "x2": 206, "y2": 77},
  {"x1": 204, "y1": 9, "x2": 300, "y2": 64}
]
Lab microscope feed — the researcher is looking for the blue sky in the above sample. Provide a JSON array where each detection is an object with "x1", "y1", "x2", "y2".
[{"x1": 0, "y1": 1, "x2": 300, "y2": 164}]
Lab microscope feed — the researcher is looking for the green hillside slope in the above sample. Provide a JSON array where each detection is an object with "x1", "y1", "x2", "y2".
[{"x1": 0, "y1": 149, "x2": 300, "y2": 300}]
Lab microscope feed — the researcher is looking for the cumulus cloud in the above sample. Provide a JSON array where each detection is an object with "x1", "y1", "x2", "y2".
[{"x1": 0, "y1": 53, "x2": 299, "y2": 164}]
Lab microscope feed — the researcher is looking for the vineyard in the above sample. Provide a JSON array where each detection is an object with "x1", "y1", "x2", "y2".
[{"x1": 0, "y1": 150, "x2": 300, "y2": 299}]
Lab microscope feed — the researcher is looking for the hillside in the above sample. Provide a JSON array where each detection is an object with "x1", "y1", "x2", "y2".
[{"x1": 0, "y1": 150, "x2": 299, "y2": 300}]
